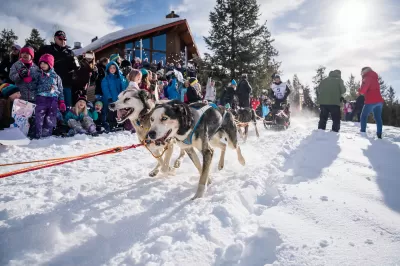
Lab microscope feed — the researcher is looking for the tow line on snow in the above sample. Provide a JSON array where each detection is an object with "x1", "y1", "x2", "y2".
[{"x1": 0, "y1": 143, "x2": 144, "y2": 179}]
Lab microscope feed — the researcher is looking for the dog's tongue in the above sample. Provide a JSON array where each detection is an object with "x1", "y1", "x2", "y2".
[{"x1": 117, "y1": 110, "x2": 122, "y2": 120}]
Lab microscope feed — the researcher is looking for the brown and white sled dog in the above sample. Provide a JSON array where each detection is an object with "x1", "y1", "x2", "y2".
[
  {"x1": 109, "y1": 89, "x2": 182, "y2": 177},
  {"x1": 147, "y1": 100, "x2": 246, "y2": 199},
  {"x1": 231, "y1": 107, "x2": 260, "y2": 142}
]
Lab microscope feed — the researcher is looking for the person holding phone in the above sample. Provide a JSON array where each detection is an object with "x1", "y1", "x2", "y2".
[{"x1": 71, "y1": 51, "x2": 98, "y2": 106}]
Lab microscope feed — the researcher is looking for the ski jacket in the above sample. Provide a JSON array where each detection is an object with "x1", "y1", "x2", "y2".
[
  {"x1": 9, "y1": 60, "x2": 39, "y2": 102},
  {"x1": 317, "y1": 70, "x2": 346, "y2": 106},
  {"x1": 270, "y1": 82, "x2": 291, "y2": 100},
  {"x1": 359, "y1": 70, "x2": 384, "y2": 104},
  {"x1": 237, "y1": 78, "x2": 252, "y2": 108},
  {"x1": 35, "y1": 68, "x2": 64, "y2": 101},
  {"x1": 166, "y1": 78, "x2": 180, "y2": 100},
  {"x1": 36, "y1": 43, "x2": 80, "y2": 88},
  {"x1": 101, "y1": 61, "x2": 127, "y2": 102}
]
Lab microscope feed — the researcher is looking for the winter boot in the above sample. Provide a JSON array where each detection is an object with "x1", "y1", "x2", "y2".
[{"x1": 377, "y1": 133, "x2": 382, "y2": 139}]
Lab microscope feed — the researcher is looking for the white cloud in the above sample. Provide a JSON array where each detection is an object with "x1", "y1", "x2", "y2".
[
  {"x1": 258, "y1": 0, "x2": 306, "y2": 21},
  {"x1": 0, "y1": 0, "x2": 134, "y2": 48},
  {"x1": 172, "y1": 0, "x2": 400, "y2": 94},
  {"x1": 288, "y1": 22, "x2": 303, "y2": 30}
]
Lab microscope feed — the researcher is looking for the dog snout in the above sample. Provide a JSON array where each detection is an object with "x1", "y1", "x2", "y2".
[
  {"x1": 109, "y1": 103, "x2": 116, "y2": 109},
  {"x1": 147, "y1": 130, "x2": 157, "y2": 140}
]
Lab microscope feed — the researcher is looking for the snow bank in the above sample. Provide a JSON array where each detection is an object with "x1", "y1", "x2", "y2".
[{"x1": 0, "y1": 118, "x2": 400, "y2": 266}]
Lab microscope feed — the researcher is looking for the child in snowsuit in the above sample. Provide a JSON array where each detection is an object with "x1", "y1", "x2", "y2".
[
  {"x1": 9, "y1": 46, "x2": 39, "y2": 102},
  {"x1": 91, "y1": 101, "x2": 104, "y2": 131},
  {"x1": 35, "y1": 54, "x2": 66, "y2": 138},
  {"x1": 101, "y1": 61, "x2": 128, "y2": 127},
  {"x1": 64, "y1": 96, "x2": 97, "y2": 135}
]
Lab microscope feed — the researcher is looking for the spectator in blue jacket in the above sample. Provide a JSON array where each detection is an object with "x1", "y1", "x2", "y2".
[
  {"x1": 166, "y1": 76, "x2": 180, "y2": 100},
  {"x1": 101, "y1": 61, "x2": 128, "y2": 124}
]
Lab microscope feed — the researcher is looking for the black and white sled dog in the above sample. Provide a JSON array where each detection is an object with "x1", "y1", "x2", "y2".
[
  {"x1": 109, "y1": 89, "x2": 182, "y2": 177},
  {"x1": 147, "y1": 100, "x2": 246, "y2": 199},
  {"x1": 231, "y1": 107, "x2": 260, "y2": 142}
]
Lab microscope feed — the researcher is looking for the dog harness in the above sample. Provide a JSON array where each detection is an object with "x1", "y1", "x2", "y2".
[{"x1": 183, "y1": 103, "x2": 218, "y2": 145}]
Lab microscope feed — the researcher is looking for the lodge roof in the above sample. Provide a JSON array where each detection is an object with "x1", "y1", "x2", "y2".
[{"x1": 74, "y1": 18, "x2": 199, "y2": 57}]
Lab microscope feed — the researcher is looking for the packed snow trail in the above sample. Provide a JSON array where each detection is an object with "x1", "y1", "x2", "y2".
[{"x1": 0, "y1": 118, "x2": 399, "y2": 266}]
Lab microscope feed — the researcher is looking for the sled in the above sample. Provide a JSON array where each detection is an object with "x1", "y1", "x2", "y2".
[
  {"x1": 0, "y1": 127, "x2": 30, "y2": 145},
  {"x1": 11, "y1": 99, "x2": 36, "y2": 136},
  {"x1": 263, "y1": 110, "x2": 290, "y2": 130}
]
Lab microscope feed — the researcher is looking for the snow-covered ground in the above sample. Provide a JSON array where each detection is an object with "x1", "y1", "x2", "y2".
[{"x1": 1, "y1": 117, "x2": 400, "y2": 266}]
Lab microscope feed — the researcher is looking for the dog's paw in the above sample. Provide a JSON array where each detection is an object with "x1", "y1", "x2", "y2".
[
  {"x1": 218, "y1": 162, "x2": 224, "y2": 171},
  {"x1": 174, "y1": 159, "x2": 181, "y2": 168},
  {"x1": 149, "y1": 169, "x2": 160, "y2": 177},
  {"x1": 191, "y1": 184, "x2": 206, "y2": 200},
  {"x1": 168, "y1": 167, "x2": 176, "y2": 176},
  {"x1": 160, "y1": 165, "x2": 170, "y2": 173},
  {"x1": 238, "y1": 156, "x2": 246, "y2": 166}
]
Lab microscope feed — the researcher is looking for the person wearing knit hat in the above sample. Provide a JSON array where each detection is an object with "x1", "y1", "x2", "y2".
[
  {"x1": 220, "y1": 80, "x2": 238, "y2": 109},
  {"x1": 20, "y1": 46, "x2": 34, "y2": 60},
  {"x1": 109, "y1": 54, "x2": 121, "y2": 66},
  {"x1": 0, "y1": 83, "x2": 20, "y2": 130},
  {"x1": 39, "y1": 53, "x2": 55, "y2": 69},
  {"x1": 186, "y1": 77, "x2": 203, "y2": 103},
  {"x1": 12, "y1": 44, "x2": 21, "y2": 51},
  {"x1": 94, "y1": 101, "x2": 103, "y2": 112},
  {"x1": 9, "y1": 46, "x2": 39, "y2": 102},
  {"x1": 140, "y1": 68, "x2": 148, "y2": 76},
  {"x1": 189, "y1": 77, "x2": 198, "y2": 87},
  {"x1": 64, "y1": 94, "x2": 97, "y2": 136},
  {"x1": 35, "y1": 53, "x2": 65, "y2": 138},
  {"x1": 0, "y1": 83, "x2": 21, "y2": 100}
]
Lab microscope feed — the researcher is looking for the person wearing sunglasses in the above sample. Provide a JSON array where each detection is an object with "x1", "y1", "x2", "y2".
[
  {"x1": 36, "y1": 30, "x2": 80, "y2": 108},
  {"x1": 71, "y1": 51, "x2": 98, "y2": 105}
]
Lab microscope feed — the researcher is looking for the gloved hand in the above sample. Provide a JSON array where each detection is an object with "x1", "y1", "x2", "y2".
[
  {"x1": 19, "y1": 68, "x2": 29, "y2": 78},
  {"x1": 58, "y1": 100, "x2": 66, "y2": 112}
]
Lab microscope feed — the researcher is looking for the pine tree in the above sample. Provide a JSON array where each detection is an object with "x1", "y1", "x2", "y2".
[
  {"x1": 303, "y1": 85, "x2": 316, "y2": 111},
  {"x1": 345, "y1": 74, "x2": 359, "y2": 101},
  {"x1": 0, "y1": 29, "x2": 18, "y2": 58},
  {"x1": 312, "y1": 66, "x2": 327, "y2": 103},
  {"x1": 387, "y1": 86, "x2": 396, "y2": 106},
  {"x1": 204, "y1": 0, "x2": 279, "y2": 82},
  {"x1": 378, "y1": 76, "x2": 388, "y2": 100},
  {"x1": 25, "y1": 28, "x2": 46, "y2": 51}
]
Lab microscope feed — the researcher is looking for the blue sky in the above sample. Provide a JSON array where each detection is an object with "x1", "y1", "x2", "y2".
[{"x1": 1, "y1": 0, "x2": 400, "y2": 95}]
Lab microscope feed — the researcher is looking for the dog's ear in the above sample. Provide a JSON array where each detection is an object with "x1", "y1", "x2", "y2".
[
  {"x1": 138, "y1": 90, "x2": 151, "y2": 110},
  {"x1": 170, "y1": 101, "x2": 194, "y2": 135}
]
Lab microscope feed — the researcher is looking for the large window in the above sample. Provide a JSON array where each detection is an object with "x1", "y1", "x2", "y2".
[
  {"x1": 135, "y1": 38, "x2": 150, "y2": 50},
  {"x1": 125, "y1": 42, "x2": 134, "y2": 61},
  {"x1": 153, "y1": 34, "x2": 166, "y2": 51},
  {"x1": 126, "y1": 33, "x2": 167, "y2": 63},
  {"x1": 152, "y1": 51, "x2": 166, "y2": 64}
]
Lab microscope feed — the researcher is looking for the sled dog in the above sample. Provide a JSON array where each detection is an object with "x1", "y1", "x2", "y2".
[
  {"x1": 147, "y1": 100, "x2": 246, "y2": 199},
  {"x1": 230, "y1": 107, "x2": 260, "y2": 142},
  {"x1": 109, "y1": 89, "x2": 181, "y2": 177}
]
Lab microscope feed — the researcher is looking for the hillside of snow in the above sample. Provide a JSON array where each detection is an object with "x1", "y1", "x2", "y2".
[{"x1": 0, "y1": 117, "x2": 400, "y2": 266}]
